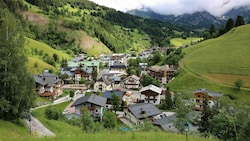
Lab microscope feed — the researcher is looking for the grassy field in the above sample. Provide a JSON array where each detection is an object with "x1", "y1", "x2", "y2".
[
  {"x1": 170, "y1": 37, "x2": 202, "y2": 47},
  {"x1": 26, "y1": 57, "x2": 58, "y2": 74},
  {"x1": 0, "y1": 102, "x2": 219, "y2": 141},
  {"x1": 181, "y1": 24, "x2": 250, "y2": 88}
]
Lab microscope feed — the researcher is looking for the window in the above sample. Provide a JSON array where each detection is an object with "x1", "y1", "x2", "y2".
[{"x1": 96, "y1": 109, "x2": 98, "y2": 112}]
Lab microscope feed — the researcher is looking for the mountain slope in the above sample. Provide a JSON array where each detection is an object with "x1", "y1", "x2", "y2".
[{"x1": 182, "y1": 24, "x2": 250, "y2": 87}]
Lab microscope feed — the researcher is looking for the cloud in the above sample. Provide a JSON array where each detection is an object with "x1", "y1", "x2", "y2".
[{"x1": 89, "y1": 0, "x2": 250, "y2": 16}]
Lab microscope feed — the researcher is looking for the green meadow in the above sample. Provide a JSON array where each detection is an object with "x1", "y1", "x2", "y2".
[
  {"x1": 181, "y1": 24, "x2": 250, "y2": 88},
  {"x1": 170, "y1": 37, "x2": 202, "y2": 47}
]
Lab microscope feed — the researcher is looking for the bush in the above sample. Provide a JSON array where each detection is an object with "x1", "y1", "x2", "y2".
[{"x1": 45, "y1": 107, "x2": 60, "y2": 120}]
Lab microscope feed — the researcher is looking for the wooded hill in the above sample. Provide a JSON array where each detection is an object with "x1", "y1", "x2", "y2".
[{"x1": 5, "y1": 0, "x2": 195, "y2": 55}]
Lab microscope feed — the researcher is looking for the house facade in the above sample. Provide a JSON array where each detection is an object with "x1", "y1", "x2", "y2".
[
  {"x1": 71, "y1": 94, "x2": 107, "y2": 121},
  {"x1": 148, "y1": 65, "x2": 177, "y2": 83},
  {"x1": 34, "y1": 71, "x2": 62, "y2": 97},
  {"x1": 94, "y1": 75, "x2": 113, "y2": 92},
  {"x1": 193, "y1": 88, "x2": 222, "y2": 111},
  {"x1": 109, "y1": 61, "x2": 127, "y2": 76},
  {"x1": 123, "y1": 75, "x2": 140, "y2": 89},
  {"x1": 140, "y1": 84, "x2": 162, "y2": 105}
]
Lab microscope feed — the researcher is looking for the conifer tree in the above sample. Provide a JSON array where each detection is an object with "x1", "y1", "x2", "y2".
[
  {"x1": 235, "y1": 15, "x2": 245, "y2": 27},
  {"x1": 0, "y1": 9, "x2": 35, "y2": 120}
]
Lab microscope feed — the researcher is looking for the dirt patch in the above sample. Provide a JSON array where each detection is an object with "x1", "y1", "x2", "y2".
[{"x1": 22, "y1": 11, "x2": 49, "y2": 26}]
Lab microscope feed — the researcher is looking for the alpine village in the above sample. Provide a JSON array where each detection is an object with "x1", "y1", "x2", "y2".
[{"x1": 1, "y1": 0, "x2": 250, "y2": 141}]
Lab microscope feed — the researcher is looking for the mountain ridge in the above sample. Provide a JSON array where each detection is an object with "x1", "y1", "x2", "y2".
[{"x1": 127, "y1": 6, "x2": 250, "y2": 29}]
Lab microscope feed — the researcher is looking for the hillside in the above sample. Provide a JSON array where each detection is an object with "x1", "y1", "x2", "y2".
[
  {"x1": 21, "y1": 0, "x2": 194, "y2": 56},
  {"x1": 181, "y1": 24, "x2": 250, "y2": 88},
  {"x1": 24, "y1": 37, "x2": 71, "y2": 74}
]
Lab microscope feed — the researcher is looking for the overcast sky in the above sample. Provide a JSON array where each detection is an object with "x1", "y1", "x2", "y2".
[{"x1": 89, "y1": 0, "x2": 250, "y2": 17}]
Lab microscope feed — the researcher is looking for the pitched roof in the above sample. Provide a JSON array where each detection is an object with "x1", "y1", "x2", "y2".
[
  {"x1": 194, "y1": 88, "x2": 222, "y2": 97},
  {"x1": 102, "y1": 90, "x2": 125, "y2": 99},
  {"x1": 140, "y1": 84, "x2": 162, "y2": 94},
  {"x1": 128, "y1": 103, "x2": 161, "y2": 119},
  {"x1": 71, "y1": 94, "x2": 107, "y2": 107},
  {"x1": 110, "y1": 62, "x2": 126, "y2": 69},
  {"x1": 152, "y1": 114, "x2": 176, "y2": 126},
  {"x1": 123, "y1": 75, "x2": 140, "y2": 81},
  {"x1": 97, "y1": 75, "x2": 113, "y2": 85},
  {"x1": 34, "y1": 72, "x2": 61, "y2": 87}
]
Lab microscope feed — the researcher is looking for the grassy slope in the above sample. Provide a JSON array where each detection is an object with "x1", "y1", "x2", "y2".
[
  {"x1": 0, "y1": 102, "x2": 218, "y2": 141},
  {"x1": 25, "y1": 37, "x2": 71, "y2": 74},
  {"x1": 168, "y1": 25, "x2": 250, "y2": 104},
  {"x1": 170, "y1": 37, "x2": 202, "y2": 47},
  {"x1": 181, "y1": 25, "x2": 250, "y2": 87}
]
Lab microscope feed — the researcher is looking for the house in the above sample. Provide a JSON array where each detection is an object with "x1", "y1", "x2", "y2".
[
  {"x1": 71, "y1": 94, "x2": 107, "y2": 121},
  {"x1": 34, "y1": 71, "x2": 62, "y2": 97},
  {"x1": 124, "y1": 103, "x2": 161, "y2": 126},
  {"x1": 61, "y1": 67, "x2": 93, "y2": 84},
  {"x1": 148, "y1": 65, "x2": 177, "y2": 83},
  {"x1": 140, "y1": 84, "x2": 162, "y2": 105},
  {"x1": 123, "y1": 75, "x2": 140, "y2": 89},
  {"x1": 139, "y1": 63, "x2": 148, "y2": 71},
  {"x1": 93, "y1": 75, "x2": 113, "y2": 92},
  {"x1": 109, "y1": 53, "x2": 126, "y2": 66},
  {"x1": 73, "y1": 67, "x2": 93, "y2": 82},
  {"x1": 67, "y1": 60, "x2": 100, "y2": 73},
  {"x1": 193, "y1": 88, "x2": 222, "y2": 111},
  {"x1": 102, "y1": 90, "x2": 126, "y2": 109},
  {"x1": 109, "y1": 61, "x2": 127, "y2": 76}
]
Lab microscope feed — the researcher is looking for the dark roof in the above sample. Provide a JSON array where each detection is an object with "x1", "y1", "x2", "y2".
[
  {"x1": 71, "y1": 94, "x2": 107, "y2": 107},
  {"x1": 128, "y1": 103, "x2": 161, "y2": 119},
  {"x1": 39, "y1": 92, "x2": 54, "y2": 97},
  {"x1": 152, "y1": 114, "x2": 177, "y2": 126},
  {"x1": 110, "y1": 63, "x2": 126, "y2": 69},
  {"x1": 97, "y1": 75, "x2": 113, "y2": 85},
  {"x1": 102, "y1": 90, "x2": 125, "y2": 99},
  {"x1": 34, "y1": 72, "x2": 61, "y2": 87}
]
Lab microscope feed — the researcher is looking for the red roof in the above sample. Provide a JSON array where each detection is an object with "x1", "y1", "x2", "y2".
[{"x1": 39, "y1": 92, "x2": 54, "y2": 97}]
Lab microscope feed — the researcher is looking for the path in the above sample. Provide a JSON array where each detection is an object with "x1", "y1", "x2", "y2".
[
  {"x1": 27, "y1": 95, "x2": 71, "y2": 137},
  {"x1": 25, "y1": 116, "x2": 55, "y2": 137}
]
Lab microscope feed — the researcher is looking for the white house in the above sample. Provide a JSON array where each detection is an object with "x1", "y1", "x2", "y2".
[{"x1": 140, "y1": 84, "x2": 162, "y2": 105}]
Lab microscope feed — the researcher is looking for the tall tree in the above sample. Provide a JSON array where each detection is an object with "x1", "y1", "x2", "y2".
[
  {"x1": 209, "y1": 24, "x2": 216, "y2": 35},
  {"x1": 111, "y1": 93, "x2": 121, "y2": 112},
  {"x1": 225, "y1": 18, "x2": 235, "y2": 33},
  {"x1": 198, "y1": 95, "x2": 217, "y2": 137},
  {"x1": 235, "y1": 15, "x2": 245, "y2": 27},
  {"x1": 0, "y1": 9, "x2": 35, "y2": 120}
]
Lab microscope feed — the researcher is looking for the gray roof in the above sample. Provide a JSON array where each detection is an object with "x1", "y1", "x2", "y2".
[
  {"x1": 34, "y1": 72, "x2": 61, "y2": 87},
  {"x1": 152, "y1": 114, "x2": 177, "y2": 126},
  {"x1": 194, "y1": 88, "x2": 222, "y2": 97},
  {"x1": 61, "y1": 68, "x2": 74, "y2": 77},
  {"x1": 71, "y1": 94, "x2": 107, "y2": 107},
  {"x1": 102, "y1": 90, "x2": 125, "y2": 99},
  {"x1": 97, "y1": 75, "x2": 113, "y2": 85},
  {"x1": 128, "y1": 103, "x2": 161, "y2": 119}
]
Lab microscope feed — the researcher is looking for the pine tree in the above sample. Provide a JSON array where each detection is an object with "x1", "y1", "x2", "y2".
[
  {"x1": 0, "y1": 9, "x2": 35, "y2": 120},
  {"x1": 209, "y1": 24, "x2": 216, "y2": 35},
  {"x1": 225, "y1": 18, "x2": 234, "y2": 33},
  {"x1": 235, "y1": 15, "x2": 245, "y2": 27}
]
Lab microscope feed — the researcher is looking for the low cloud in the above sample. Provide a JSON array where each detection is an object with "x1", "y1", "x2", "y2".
[{"x1": 89, "y1": 0, "x2": 250, "y2": 16}]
